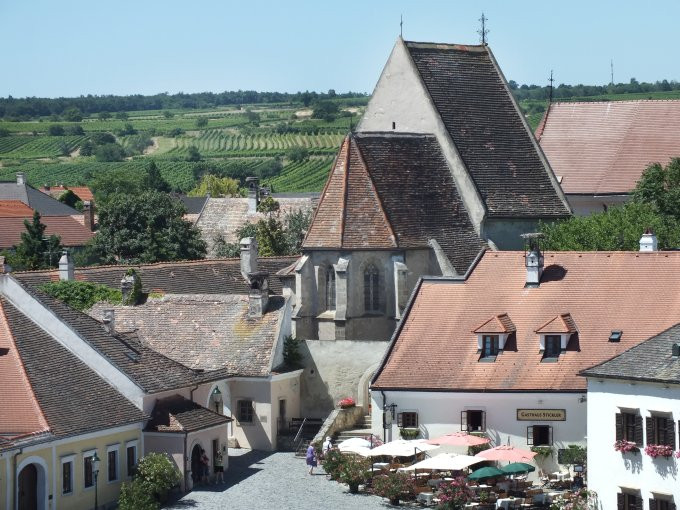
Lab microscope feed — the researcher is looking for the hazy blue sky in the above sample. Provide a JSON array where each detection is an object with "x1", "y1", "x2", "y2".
[{"x1": 1, "y1": 0, "x2": 678, "y2": 98}]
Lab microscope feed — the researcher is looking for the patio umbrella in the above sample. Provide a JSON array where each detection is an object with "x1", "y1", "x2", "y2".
[
  {"x1": 368, "y1": 439, "x2": 439, "y2": 457},
  {"x1": 475, "y1": 446, "x2": 537, "y2": 462},
  {"x1": 468, "y1": 466, "x2": 505, "y2": 481},
  {"x1": 501, "y1": 462, "x2": 536, "y2": 475},
  {"x1": 338, "y1": 437, "x2": 372, "y2": 449},
  {"x1": 401, "y1": 453, "x2": 485, "y2": 471},
  {"x1": 426, "y1": 432, "x2": 491, "y2": 447},
  {"x1": 340, "y1": 445, "x2": 372, "y2": 457}
]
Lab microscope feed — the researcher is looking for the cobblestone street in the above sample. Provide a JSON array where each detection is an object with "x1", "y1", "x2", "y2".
[{"x1": 166, "y1": 449, "x2": 403, "y2": 510}]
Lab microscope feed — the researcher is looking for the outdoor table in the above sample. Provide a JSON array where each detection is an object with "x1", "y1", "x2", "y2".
[
  {"x1": 497, "y1": 497, "x2": 517, "y2": 510},
  {"x1": 417, "y1": 492, "x2": 436, "y2": 506}
]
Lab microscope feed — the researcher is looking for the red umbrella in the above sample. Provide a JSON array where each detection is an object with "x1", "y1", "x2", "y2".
[
  {"x1": 425, "y1": 432, "x2": 491, "y2": 446},
  {"x1": 475, "y1": 445, "x2": 537, "y2": 462}
]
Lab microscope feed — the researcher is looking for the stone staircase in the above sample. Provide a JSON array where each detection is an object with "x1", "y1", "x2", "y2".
[{"x1": 335, "y1": 414, "x2": 373, "y2": 442}]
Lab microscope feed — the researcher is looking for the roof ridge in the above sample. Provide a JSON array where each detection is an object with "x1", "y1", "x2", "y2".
[
  {"x1": 354, "y1": 131, "x2": 436, "y2": 139},
  {"x1": 551, "y1": 99, "x2": 680, "y2": 106},
  {"x1": 404, "y1": 40, "x2": 488, "y2": 52}
]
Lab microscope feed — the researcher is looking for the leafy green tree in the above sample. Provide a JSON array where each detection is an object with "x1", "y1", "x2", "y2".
[
  {"x1": 312, "y1": 100, "x2": 339, "y2": 121},
  {"x1": 90, "y1": 132, "x2": 116, "y2": 145},
  {"x1": 62, "y1": 107, "x2": 83, "y2": 122},
  {"x1": 58, "y1": 190, "x2": 81, "y2": 209},
  {"x1": 115, "y1": 111, "x2": 129, "y2": 120},
  {"x1": 283, "y1": 208, "x2": 312, "y2": 254},
  {"x1": 633, "y1": 158, "x2": 680, "y2": 219},
  {"x1": 14, "y1": 211, "x2": 62, "y2": 270},
  {"x1": 186, "y1": 145, "x2": 201, "y2": 162},
  {"x1": 118, "y1": 479, "x2": 158, "y2": 510},
  {"x1": 162, "y1": 110, "x2": 174, "y2": 119},
  {"x1": 39, "y1": 281, "x2": 122, "y2": 311},
  {"x1": 195, "y1": 116, "x2": 208, "y2": 128},
  {"x1": 79, "y1": 140, "x2": 94, "y2": 157},
  {"x1": 143, "y1": 161, "x2": 171, "y2": 193},
  {"x1": 286, "y1": 146, "x2": 309, "y2": 163},
  {"x1": 118, "y1": 123, "x2": 137, "y2": 136},
  {"x1": 66, "y1": 125, "x2": 84, "y2": 135},
  {"x1": 48, "y1": 125, "x2": 65, "y2": 136},
  {"x1": 212, "y1": 233, "x2": 240, "y2": 258},
  {"x1": 92, "y1": 191, "x2": 206, "y2": 263},
  {"x1": 98, "y1": 111, "x2": 112, "y2": 120},
  {"x1": 188, "y1": 174, "x2": 240, "y2": 197},
  {"x1": 168, "y1": 127, "x2": 184, "y2": 137},
  {"x1": 90, "y1": 168, "x2": 146, "y2": 204},
  {"x1": 58, "y1": 141, "x2": 71, "y2": 156},
  {"x1": 94, "y1": 142, "x2": 126, "y2": 162}
]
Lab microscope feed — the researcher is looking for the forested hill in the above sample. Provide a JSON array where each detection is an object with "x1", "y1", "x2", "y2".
[{"x1": 509, "y1": 78, "x2": 680, "y2": 101}]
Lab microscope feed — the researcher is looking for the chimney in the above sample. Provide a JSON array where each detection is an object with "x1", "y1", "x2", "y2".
[
  {"x1": 248, "y1": 273, "x2": 270, "y2": 318},
  {"x1": 44, "y1": 184, "x2": 50, "y2": 192},
  {"x1": 102, "y1": 309, "x2": 115, "y2": 333},
  {"x1": 120, "y1": 270, "x2": 140, "y2": 305},
  {"x1": 58, "y1": 250, "x2": 74, "y2": 281},
  {"x1": 16, "y1": 173, "x2": 25, "y2": 186},
  {"x1": 245, "y1": 176, "x2": 260, "y2": 214},
  {"x1": 521, "y1": 233, "x2": 544, "y2": 287},
  {"x1": 82, "y1": 201, "x2": 95, "y2": 231},
  {"x1": 639, "y1": 228, "x2": 658, "y2": 252},
  {"x1": 240, "y1": 237, "x2": 258, "y2": 282}
]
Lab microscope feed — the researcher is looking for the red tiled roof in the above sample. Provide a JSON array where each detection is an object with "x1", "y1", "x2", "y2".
[
  {"x1": 538, "y1": 100, "x2": 680, "y2": 194},
  {"x1": 0, "y1": 201, "x2": 35, "y2": 217},
  {"x1": 0, "y1": 300, "x2": 49, "y2": 438},
  {"x1": 0, "y1": 216, "x2": 94, "y2": 248},
  {"x1": 40, "y1": 185, "x2": 94, "y2": 202},
  {"x1": 372, "y1": 251, "x2": 680, "y2": 392},
  {"x1": 535, "y1": 313, "x2": 577, "y2": 334},
  {"x1": 472, "y1": 313, "x2": 516, "y2": 334}
]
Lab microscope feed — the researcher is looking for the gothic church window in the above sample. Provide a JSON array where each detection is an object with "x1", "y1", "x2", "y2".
[
  {"x1": 326, "y1": 267, "x2": 336, "y2": 311},
  {"x1": 364, "y1": 264, "x2": 379, "y2": 312}
]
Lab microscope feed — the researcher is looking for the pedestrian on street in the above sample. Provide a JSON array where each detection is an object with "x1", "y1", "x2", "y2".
[
  {"x1": 322, "y1": 436, "x2": 332, "y2": 456},
  {"x1": 306, "y1": 441, "x2": 317, "y2": 475},
  {"x1": 214, "y1": 449, "x2": 225, "y2": 484},
  {"x1": 200, "y1": 448, "x2": 210, "y2": 485}
]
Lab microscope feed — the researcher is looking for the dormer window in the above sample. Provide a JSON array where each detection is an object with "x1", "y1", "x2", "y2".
[
  {"x1": 544, "y1": 335, "x2": 561, "y2": 358},
  {"x1": 535, "y1": 313, "x2": 577, "y2": 361},
  {"x1": 472, "y1": 314, "x2": 516, "y2": 362}
]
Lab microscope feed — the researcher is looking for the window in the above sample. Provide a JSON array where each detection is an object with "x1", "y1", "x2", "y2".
[
  {"x1": 646, "y1": 415, "x2": 676, "y2": 447},
  {"x1": 83, "y1": 452, "x2": 95, "y2": 488},
  {"x1": 125, "y1": 441, "x2": 138, "y2": 478},
  {"x1": 61, "y1": 457, "x2": 74, "y2": 495},
  {"x1": 617, "y1": 493, "x2": 642, "y2": 510},
  {"x1": 364, "y1": 264, "x2": 379, "y2": 312},
  {"x1": 649, "y1": 499, "x2": 674, "y2": 510},
  {"x1": 544, "y1": 335, "x2": 561, "y2": 358},
  {"x1": 107, "y1": 445, "x2": 119, "y2": 483},
  {"x1": 481, "y1": 335, "x2": 499, "y2": 359},
  {"x1": 237, "y1": 399, "x2": 254, "y2": 423},
  {"x1": 461, "y1": 410, "x2": 486, "y2": 432},
  {"x1": 527, "y1": 425, "x2": 553, "y2": 446},
  {"x1": 616, "y1": 412, "x2": 643, "y2": 445},
  {"x1": 397, "y1": 412, "x2": 418, "y2": 428},
  {"x1": 325, "y1": 267, "x2": 336, "y2": 311}
]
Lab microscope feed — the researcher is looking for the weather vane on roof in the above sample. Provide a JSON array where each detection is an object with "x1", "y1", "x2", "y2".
[{"x1": 477, "y1": 12, "x2": 489, "y2": 45}]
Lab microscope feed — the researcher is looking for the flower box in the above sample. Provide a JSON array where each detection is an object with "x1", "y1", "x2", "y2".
[
  {"x1": 613, "y1": 440, "x2": 639, "y2": 453},
  {"x1": 644, "y1": 444, "x2": 674, "y2": 458},
  {"x1": 338, "y1": 397, "x2": 356, "y2": 409}
]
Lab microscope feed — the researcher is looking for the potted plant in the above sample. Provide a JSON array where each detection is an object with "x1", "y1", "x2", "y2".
[
  {"x1": 530, "y1": 446, "x2": 554, "y2": 458},
  {"x1": 399, "y1": 428, "x2": 419, "y2": 439},
  {"x1": 338, "y1": 397, "x2": 356, "y2": 409},
  {"x1": 436, "y1": 477, "x2": 474, "y2": 510},
  {"x1": 336, "y1": 454, "x2": 371, "y2": 494},
  {"x1": 613, "y1": 440, "x2": 639, "y2": 453},
  {"x1": 644, "y1": 444, "x2": 674, "y2": 458},
  {"x1": 321, "y1": 448, "x2": 344, "y2": 480},
  {"x1": 373, "y1": 471, "x2": 415, "y2": 506}
]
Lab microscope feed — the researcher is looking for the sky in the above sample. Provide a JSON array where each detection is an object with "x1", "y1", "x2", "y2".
[{"x1": 1, "y1": 0, "x2": 679, "y2": 98}]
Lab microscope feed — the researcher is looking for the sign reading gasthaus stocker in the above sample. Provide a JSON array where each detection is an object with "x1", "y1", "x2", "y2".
[{"x1": 516, "y1": 409, "x2": 566, "y2": 421}]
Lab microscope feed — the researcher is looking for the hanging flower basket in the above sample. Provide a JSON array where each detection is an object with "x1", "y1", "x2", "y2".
[
  {"x1": 613, "y1": 440, "x2": 639, "y2": 453},
  {"x1": 338, "y1": 397, "x2": 356, "y2": 409},
  {"x1": 644, "y1": 444, "x2": 674, "y2": 458}
]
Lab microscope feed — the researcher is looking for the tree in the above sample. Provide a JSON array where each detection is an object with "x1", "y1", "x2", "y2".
[
  {"x1": 118, "y1": 453, "x2": 180, "y2": 510},
  {"x1": 188, "y1": 174, "x2": 240, "y2": 197},
  {"x1": 91, "y1": 191, "x2": 206, "y2": 263},
  {"x1": 286, "y1": 146, "x2": 309, "y2": 163},
  {"x1": 90, "y1": 132, "x2": 116, "y2": 145},
  {"x1": 195, "y1": 116, "x2": 208, "y2": 128},
  {"x1": 94, "y1": 142, "x2": 126, "y2": 162},
  {"x1": 162, "y1": 110, "x2": 174, "y2": 119},
  {"x1": 143, "y1": 161, "x2": 171, "y2": 193},
  {"x1": 98, "y1": 111, "x2": 112, "y2": 120},
  {"x1": 186, "y1": 145, "x2": 201, "y2": 162},
  {"x1": 58, "y1": 141, "x2": 71, "y2": 156},
  {"x1": 66, "y1": 125, "x2": 84, "y2": 135},
  {"x1": 118, "y1": 122, "x2": 137, "y2": 136},
  {"x1": 14, "y1": 211, "x2": 62, "y2": 270},
  {"x1": 48, "y1": 125, "x2": 65, "y2": 136},
  {"x1": 633, "y1": 158, "x2": 680, "y2": 219},
  {"x1": 90, "y1": 168, "x2": 147, "y2": 204},
  {"x1": 115, "y1": 111, "x2": 129, "y2": 120},
  {"x1": 58, "y1": 190, "x2": 81, "y2": 209},
  {"x1": 79, "y1": 140, "x2": 94, "y2": 156},
  {"x1": 62, "y1": 107, "x2": 83, "y2": 122},
  {"x1": 283, "y1": 208, "x2": 312, "y2": 254},
  {"x1": 312, "y1": 100, "x2": 339, "y2": 121}
]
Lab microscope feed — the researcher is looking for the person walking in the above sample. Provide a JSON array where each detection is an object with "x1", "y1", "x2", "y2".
[
  {"x1": 214, "y1": 449, "x2": 225, "y2": 484},
  {"x1": 322, "y1": 436, "x2": 332, "y2": 456},
  {"x1": 305, "y1": 441, "x2": 317, "y2": 475},
  {"x1": 200, "y1": 448, "x2": 210, "y2": 485}
]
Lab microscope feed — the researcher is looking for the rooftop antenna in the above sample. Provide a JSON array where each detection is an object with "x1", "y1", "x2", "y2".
[
  {"x1": 548, "y1": 70, "x2": 554, "y2": 103},
  {"x1": 610, "y1": 59, "x2": 614, "y2": 86},
  {"x1": 477, "y1": 12, "x2": 489, "y2": 45},
  {"x1": 400, "y1": 14, "x2": 403, "y2": 38}
]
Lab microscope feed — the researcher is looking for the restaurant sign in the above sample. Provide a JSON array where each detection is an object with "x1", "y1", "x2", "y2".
[{"x1": 516, "y1": 409, "x2": 566, "y2": 421}]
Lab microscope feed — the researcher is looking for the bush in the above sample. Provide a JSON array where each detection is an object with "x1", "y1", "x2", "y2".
[
  {"x1": 118, "y1": 123, "x2": 137, "y2": 136},
  {"x1": 437, "y1": 477, "x2": 475, "y2": 509},
  {"x1": 118, "y1": 479, "x2": 158, "y2": 510},
  {"x1": 90, "y1": 132, "x2": 116, "y2": 145},
  {"x1": 48, "y1": 125, "x2": 65, "y2": 136},
  {"x1": 95, "y1": 143, "x2": 126, "y2": 162},
  {"x1": 168, "y1": 127, "x2": 185, "y2": 137},
  {"x1": 135, "y1": 453, "x2": 181, "y2": 502},
  {"x1": 0, "y1": 128, "x2": 10, "y2": 137},
  {"x1": 212, "y1": 234, "x2": 240, "y2": 258},
  {"x1": 286, "y1": 146, "x2": 309, "y2": 163},
  {"x1": 195, "y1": 116, "x2": 208, "y2": 128},
  {"x1": 186, "y1": 145, "x2": 201, "y2": 162},
  {"x1": 66, "y1": 125, "x2": 84, "y2": 135},
  {"x1": 399, "y1": 428, "x2": 419, "y2": 439},
  {"x1": 321, "y1": 449, "x2": 345, "y2": 480},
  {"x1": 373, "y1": 471, "x2": 415, "y2": 503},
  {"x1": 39, "y1": 280, "x2": 122, "y2": 311},
  {"x1": 336, "y1": 454, "x2": 371, "y2": 492}
]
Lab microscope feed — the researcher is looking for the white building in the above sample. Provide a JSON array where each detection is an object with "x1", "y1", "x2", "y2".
[
  {"x1": 582, "y1": 324, "x2": 680, "y2": 510},
  {"x1": 371, "y1": 236, "x2": 680, "y2": 477}
]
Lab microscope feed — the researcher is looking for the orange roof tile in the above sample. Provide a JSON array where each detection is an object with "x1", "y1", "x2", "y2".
[
  {"x1": 535, "y1": 313, "x2": 577, "y2": 334},
  {"x1": 472, "y1": 313, "x2": 516, "y2": 334},
  {"x1": 0, "y1": 215, "x2": 94, "y2": 248},
  {"x1": 373, "y1": 251, "x2": 680, "y2": 392},
  {"x1": 40, "y1": 185, "x2": 94, "y2": 202},
  {"x1": 538, "y1": 100, "x2": 680, "y2": 194},
  {"x1": 0, "y1": 200, "x2": 34, "y2": 217},
  {"x1": 0, "y1": 300, "x2": 49, "y2": 438}
]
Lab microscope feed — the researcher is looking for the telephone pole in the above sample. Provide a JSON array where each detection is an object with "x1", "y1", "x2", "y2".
[
  {"x1": 548, "y1": 70, "x2": 554, "y2": 103},
  {"x1": 477, "y1": 13, "x2": 489, "y2": 45}
]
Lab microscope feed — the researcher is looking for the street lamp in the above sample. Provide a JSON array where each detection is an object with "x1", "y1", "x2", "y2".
[
  {"x1": 211, "y1": 386, "x2": 223, "y2": 414},
  {"x1": 92, "y1": 451, "x2": 100, "y2": 510}
]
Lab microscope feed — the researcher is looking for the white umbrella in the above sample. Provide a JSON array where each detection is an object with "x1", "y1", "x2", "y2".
[
  {"x1": 400, "y1": 453, "x2": 484, "y2": 471},
  {"x1": 338, "y1": 437, "x2": 372, "y2": 449},
  {"x1": 368, "y1": 439, "x2": 439, "y2": 457},
  {"x1": 340, "y1": 445, "x2": 373, "y2": 457}
]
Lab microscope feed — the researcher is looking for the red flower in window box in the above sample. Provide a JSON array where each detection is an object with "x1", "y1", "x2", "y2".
[
  {"x1": 644, "y1": 444, "x2": 674, "y2": 458},
  {"x1": 338, "y1": 397, "x2": 356, "y2": 409},
  {"x1": 613, "y1": 440, "x2": 639, "y2": 453}
]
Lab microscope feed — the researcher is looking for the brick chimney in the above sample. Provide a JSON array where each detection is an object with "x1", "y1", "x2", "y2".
[
  {"x1": 248, "y1": 273, "x2": 270, "y2": 317},
  {"x1": 102, "y1": 309, "x2": 115, "y2": 333},
  {"x1": 240, "y1": 237, "x2": 258, "y2": 282},
  {"x1": 16, "y1": 173, "x2": 26, "y2": 186},
  {"x1": 245, "y1": 176, "x2": 260, "y2": 214},
  {"x1": 521, "y1": 233, "x2": 544, "y2": 287},
  {"x1": 58, "y1": 250, "x2": 74, "y2": 281},
  {"x1": 639, "y1": 228, "x2": 658, "y2": 252},
  {"x1": 82, "y1": 201, "x2": 95, "y2": 231}
]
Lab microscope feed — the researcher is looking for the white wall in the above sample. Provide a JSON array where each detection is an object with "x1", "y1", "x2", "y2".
[
  {"x1": 587, "y1": 378, "x2": 680, "y2": 510},
  {"x1": 371, "y1": 390, "x2": 587, "y2": 477}
]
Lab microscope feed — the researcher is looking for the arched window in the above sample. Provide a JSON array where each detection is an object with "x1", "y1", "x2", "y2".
[
  {"x1": 364, "y1": 264, "x2": 379, "y2": 312},
  {"x1": 325, "y1": 267, "x2": 336, "y2": 311}
]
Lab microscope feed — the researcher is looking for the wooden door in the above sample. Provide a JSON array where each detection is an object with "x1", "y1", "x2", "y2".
[{"x1": 18, "y1": 464, "x2": 38, "y2": 510}]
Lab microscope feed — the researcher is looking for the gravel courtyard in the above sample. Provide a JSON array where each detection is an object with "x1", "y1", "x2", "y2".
[{"x1": 166, "y1": 448, "x2": 408, "y2": 510}]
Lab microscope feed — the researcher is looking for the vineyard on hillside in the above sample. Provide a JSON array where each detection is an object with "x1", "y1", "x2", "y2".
[
  {"x1": 0, "y1": 135, "x2": 86, "y2": 159},
  {"x1": 266, "y1": 157, "x2": 334, "y2": 192}
]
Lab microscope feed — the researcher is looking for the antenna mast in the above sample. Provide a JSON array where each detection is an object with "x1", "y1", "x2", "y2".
[
  {"x1": 548, "y1": 70, "x2": 554, "y2": 103},
  {"x1": 477, "y1": 13, "x2": 489, "y2": 45}
]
